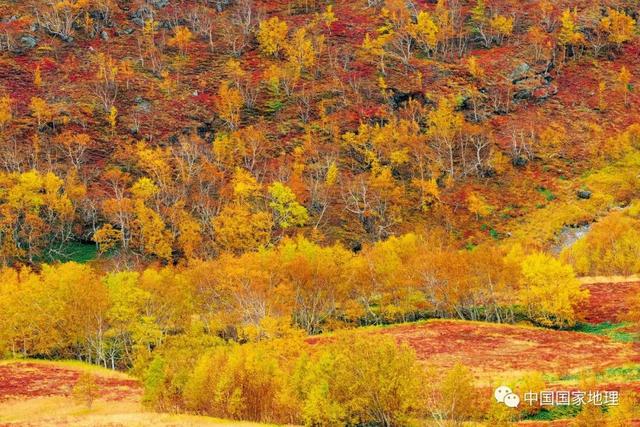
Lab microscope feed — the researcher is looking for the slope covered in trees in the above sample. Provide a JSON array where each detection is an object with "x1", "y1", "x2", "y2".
[{"x1": 0, "y1": 0, "x2": 638, "y2": 263}]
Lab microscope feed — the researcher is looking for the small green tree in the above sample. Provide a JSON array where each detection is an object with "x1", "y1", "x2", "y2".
[{"x1": 268, "y1": 182, "x2": 308, "y2": 228}]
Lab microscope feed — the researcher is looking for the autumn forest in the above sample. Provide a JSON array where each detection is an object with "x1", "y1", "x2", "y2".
[{"x1": 1, "y1": 0, "x2": 640, "y2": 425}]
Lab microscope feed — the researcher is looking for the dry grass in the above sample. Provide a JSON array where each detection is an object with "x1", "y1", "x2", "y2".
[
  {"x1": 0, "y1": 397, "x2": 272, "y2": 426},
  {"x1": 579, "y1": 275, "x2": 640, "y2": 285}
]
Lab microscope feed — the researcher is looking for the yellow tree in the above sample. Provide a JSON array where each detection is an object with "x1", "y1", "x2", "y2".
[
  {"x1": 268, "y1": 182, "x2": 308, "y2": 229},
  {"x1": 168, "y1": 25, "x2": 193, "y2": 56},
  {"x1": 257, "y1": 16, "x2": 288, "y2": 57},
  {"x1": 410, "y1": 11, "x2": 440, "y2": 57},
  {"x1": 214, "y1": 81, "x2": 243, "y2": 130},
  {"x1": 295, "y1": 335, "x2": 425, "y2": 425},
  {"x1": 34, "y1": 64, "x2": 42, "y2": 87},
  {"x1": 93, "y1": 223, "x2": 122, "y2": 254},
  {"x1": 427, "y1": 97, "x2": 464, "y2": 179},
  {"x1": 618, "y1": 66, "x2": 632, "y2": 107},
  {"x1": 35, "y1": 0, "x2": 91, "y2": 41},
  {"x1": 169, "y1": 204, "x2": 202, "y2": 259},
  {"x1": 467, "y1": 191, "x2": 492, "y2": 219},
  {"x1": 0, "y1": 170, "x2": 77, "y2": 263},
  {"x1": 425, "y1": 363, "x2": 479, "y2": 425},
  {"x1": 467, "y1": 55, "x2": 484, "y2": 80},
  {"x1": 519, "y1": 252, "x2": 588, "y2": 328},
  {"x1": 560, "y1": 211, "x2": 640, "y2": 276},
  {"x1": 93, "y1": 52, "x2": 119, "y2": 112},
  {"x1": 361, "y1": 32, "x2": 392, "y2": 75},
  {"x1": 279, "y1": 237, "x2": 350, "y2": 333},
  {"x1": 527, "y1": 25, "x2": 551, "y2": 62},
  {"x1": 213, "y1": 205, "x2": 273, "y2": 254},
  {"x1": 558, "y1": 8, "x2": 585, "y2": 59},
  {"x1": 130, "y1": 178, "x2": 173, "y2": 261},
  {"x1": 285, "y1": 28, "x2": 318, "y2": 74},
  {"x1": 53, "y1": 131, "x2": 92, "y2": 170},
  {"x1": 213, "y1": 169, "x2": 273, "y2": 253},
  {"x1": 600, "y1": 8, "x2": 636, "y2": 47},
  {"x1": 489, "y1": 14, "x2": 513, "y2": 45},
  {"x1": 0, "y1": 96, "x2": 12, "y2": 129},
  {"x1": 29, "y1": 97, "x2": 52, "y2": 128}
]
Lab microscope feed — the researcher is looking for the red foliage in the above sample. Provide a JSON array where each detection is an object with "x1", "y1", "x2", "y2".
[
  {"x1": 0, "y1": 363, "x2": 141, "y2": 402},
  {"x1": 578, "y1": 282, "x2": 640, "y2": 324}
]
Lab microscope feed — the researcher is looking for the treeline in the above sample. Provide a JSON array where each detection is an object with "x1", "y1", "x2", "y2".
[
  {"x1": 141, "y1": 332, "x2": 636, "y2": 425},
  {"x1": 0, "y1": 232, "x2": 588, "y2": 368},
  {"x1": 142, "y1": 332, "x2": 489, "y2": 425}
]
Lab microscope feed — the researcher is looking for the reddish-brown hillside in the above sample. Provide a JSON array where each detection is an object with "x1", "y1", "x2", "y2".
[{"x1": 377, "y1": 320, "x2": 640, "y2": 378}]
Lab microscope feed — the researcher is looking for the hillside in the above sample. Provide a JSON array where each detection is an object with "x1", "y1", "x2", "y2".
[{"x1": 0, "y1": 0, "x2": 638, "y2": 262}]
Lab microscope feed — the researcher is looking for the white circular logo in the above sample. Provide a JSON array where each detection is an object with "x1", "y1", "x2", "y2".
[
  {"x1": 504, "y1": 393, "x2": 520, "y2": 408},
  {"x1": 494, "y1": 385, "x2": 512, "y2": 403}
]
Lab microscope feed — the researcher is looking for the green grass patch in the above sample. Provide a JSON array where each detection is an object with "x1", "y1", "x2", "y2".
[
  {"x1": 547, "y1": 364, "x2": 640, "y2": 385},
  {"x1": 536, "y1": 187, "x2": 556, "y2": 201},
  {"x1": 599, "y1": 365, "x2": 640, "y2": 382},
  {"x1": 41, "y1": 241, "x2": 98, "y2": 264},
  {"x1": 524, "y1": 404, "x2": 582, "y2": 421},
  {"x1": 573, "y1": 322, "x2": 638, "y2": 343}
]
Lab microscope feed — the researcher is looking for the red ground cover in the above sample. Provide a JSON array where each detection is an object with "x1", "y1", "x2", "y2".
[
  {"x1": 578, "y1": 282, "x2": 640, "y2": 324},
  {"x1": 0, "y1": 362, "x2": 140, "y2": 402},
  {"x1": 376, "y1": 320, "x2": 640, "y2": 377}
]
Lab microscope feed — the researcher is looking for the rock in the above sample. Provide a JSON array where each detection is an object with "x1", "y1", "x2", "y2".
[
  {"x1": 100, "y1": 30, "x2": 109, "y2": 41},
  {"x1": 117, "y1": 28, "x2": 135, "y2": 36},
  {"x1": 577, "y1": 190, "x2": 592, "y2": 200},
  {"x1": 513, "y1": 89, "x2": 532, "y2": 101},
  {"x1": 389, "y1": 88, "x2": 432, "y2": 110},
  {"x1": 134, "y1": 97, "x2": 152, "y2": 113},
  {"x1": 197, "y1": 121, "x2": 214, "y2": 139},
  {"x1": 90, "y1": 10, "x2": 108, "y2": 21},
  {"x1": 213, "y1": 0, "x2": 233, "y2": 12},
  {"x1": 510, "y1": 62, "x2": 531, "y2": 83},
  {"x1": 19, "y1": 35, "x2": 38, "y2": 50},
  {"x1": 552, "y1": 223, "x2": 590, "y2": 254},
  {"x1": 148, "y1": 0, "x2": 169, "y2": 8},
  {"x1": 481, "y1": 168, "x2": 496, "y2": 178},
  {"x1": 131, "y1": 6, "x2": 153, "y2": 26},
  {"x1": 512, "y1": 156, "x2": 528, "y2": 167}
]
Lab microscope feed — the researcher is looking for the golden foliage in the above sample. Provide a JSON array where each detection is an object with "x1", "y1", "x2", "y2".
[
  {"x1": 561, "y1": 210, "x2": 640, "y2": 276},
  {"x1": 257, "y1": 17, "x2": 288, "y2": 57},
  {"x1": 519, "y1": 252, "x2": 587, "y2": 328}
]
